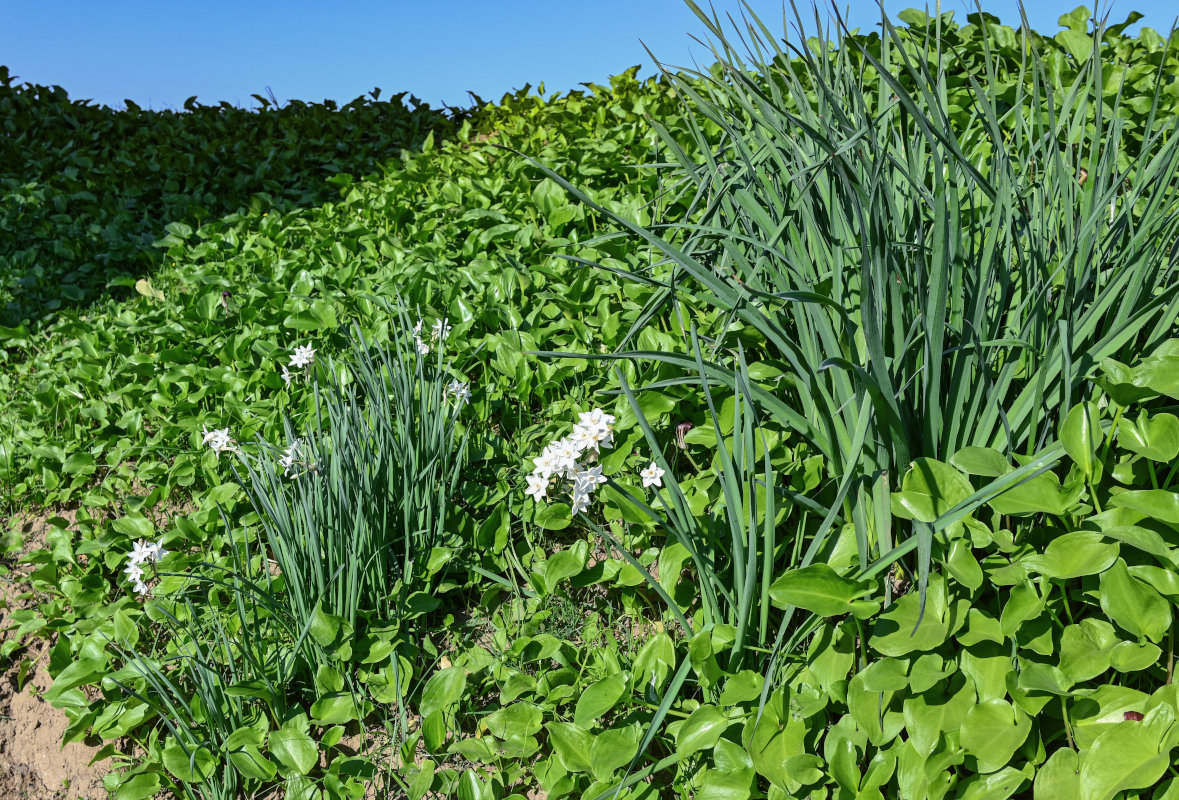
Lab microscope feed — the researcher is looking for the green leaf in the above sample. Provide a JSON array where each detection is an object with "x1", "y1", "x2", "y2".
[
  {"x1": 768, "y1": 563, "x2": 874, "y2": 616},
  {"x1": 870, "y1": 577, "x2": 967, "y2": 656},
  {"x1": 988, "y1": 472, "x2": 1077, "y2": 516},
  {"x1": 1035, "y1": 748, "x2": 1080, "y2": 799},
  {"x1": 891, "y1": 458, "x2": 974, "y2": 522},
  {"x1": 134, "y1": 278, "x2": 165, "y2": 302},
  {"x1": 632, "y1": 632, "x2": 676, "y2": 691},
  {"x1": 114, "y1": 772, "x2": 162, "y2": 800},
  {"x1": 268, "y1": 725, "x2": 318, "y2": 776},
  {"x1": 162, "y1": 742, "x2": 217, "y2": 782},
  {"x1": 718, "y1": 670, "x2": 764, "y2": 706},
  {"x1": 532, "y1": 502, "x2": 572, "y2": 531},
  {"x1": 546, "y1": 722, "x2": 594, "y2": 773},
  {"x1": 960, "y1": 699, "x2": 1031, "y2": 773},
  {"x1": 226, "y1": 727, "x2": 278, "y2": 781},
  {"x1": 111, "y1": 513, "x2": 154, "y2": 540},
  {"x1": 311, "y1": 692, "x2": 366, "y2": 725},
  {"x1": 674, "y1": 705, "x2": 729, "y2": 756},
  {"x1": 309, "y1": 603, "x2": 346, "y2": 647},
  {"x1": 1059, "y1": 619, "x2": 1119, "y2": 682},
  {"x1": 1099, "y1": 559, "x2": 1171, "y2": 643},
  {"x1": 420, "y1": 667, "x2": 467, "y2": 718},
  {"x1": 950, "y1": 446, "x2": 1013, "y2": 477},
  {"x1": 1080, "y1": 719, "x2": 1171, "y2": 800},
  {"x1": 544, "y1": 540, "x2": 588, "y2": 593},
  {"x1": 1109, "y1": 641, "x2": 1161, "y2": 673},
  {"x1": 1109, "y1": 490, "x2": 1179, "y2": 527},
  {"x1": 575, "y1": 673, "x2": 627, "y2": 727},
  {"x1": 589, "y1": 726, "x2": 640, "y2": 780},
  {"x1": 484, "y1": 702, "x2": 543, "y2": 739},
  {"x1": 61, "y1": 452, "x2": 96, "y2": 475},
  {"x1": 1056, "y1": 30, "x2": 1093, "y2": 61},
  {"x1": 1117, "y1": 411, "x2": 1179, "y2": 462},
  {"x1": 1023, "y1": 532, "x2": 1118, "y2": 580},
  {"x1": 1060, "y1": 402, "x2": 1101, "y2": 479}
]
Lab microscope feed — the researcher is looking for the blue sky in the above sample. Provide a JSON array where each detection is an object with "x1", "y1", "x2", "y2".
[{"x1": 3, "y1": 1, "x2": 1174, "y2": 111}]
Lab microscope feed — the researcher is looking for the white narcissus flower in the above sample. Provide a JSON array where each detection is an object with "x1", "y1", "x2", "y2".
[
  {"x1": 552, "y1": 439, "x2": 581, "y2": 474},
  {"x1": 525, "y1": 474, "x2": 549, "y2": 501},
  {"x1": 123, "y1": 562, "x2": 145, "y2": 582},
  {"x1": 532, "y1": 452, "x2": 559, "y2": 480},
  {"x1": 279, "y1": 439, "x2": 301, "y2": 476},
  {"x1": 432, "y1": 318, "x2": 452, "y2": 340},
  {"x1": 447, "y1": 379, "x2": 472, "y2": 406},
  {"x1": 201, "y1": 425, "x2": 235, "y2": 457},
  {"x1": 578, "y1": 409, "x2": 615, "y2": 430},
  {"x1": 640, "y1": 462, "x2": 665, "y2": 488},
  {"x1": 416, "y1": 338, "x2": 430, "y2": 355},
  {"x1": 128, "y1": 539, "x2": 155, "y2": 564},
  {"x1": 570, "y1": 425, "x2": 599, "y2": 452},
  {"x1": 132, "y1": 580, "x2": 149, "y2": 596},
  {"x1": 289, "y1": 344, "x2": 316, "y2": 369},
  {"x1": 281, "y1": 364, "x2": 293, "y2": 386},
  {"x1": 573, "y1": 465, "x2": 606, "y2": 492},
  {"x1": 147, "y1": 541, "x2": 169, "y2": 564},
  {"x1": 570, "y1": 492, "x2": 591, "y2": 516}
]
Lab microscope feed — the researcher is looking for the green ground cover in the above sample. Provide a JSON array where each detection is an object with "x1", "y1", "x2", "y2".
[{"x1": 4, "y1": 3, "x2": 1179, "y2": 799}]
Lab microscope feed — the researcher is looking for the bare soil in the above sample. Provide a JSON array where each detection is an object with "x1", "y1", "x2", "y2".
[{"x1": 0, "y1": 510, "x2": 112, "y2": 800}]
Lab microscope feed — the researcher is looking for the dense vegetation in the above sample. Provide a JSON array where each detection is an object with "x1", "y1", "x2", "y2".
[{"x1": 4, "y1": 4, "x2": 1179, "y2": 799}]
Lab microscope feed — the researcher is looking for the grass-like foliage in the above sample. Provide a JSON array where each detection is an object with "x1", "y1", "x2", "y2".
[
  {"x1": 536, "y1": 0, "x2": 1179, "y2": 652},
  {"x1": 235, "y1": 316, "x2": 467, "y2": 631}
]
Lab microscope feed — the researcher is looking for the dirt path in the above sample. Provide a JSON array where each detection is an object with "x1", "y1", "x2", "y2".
[{"x1": 1, "y1": 514, "x2": 111, "y2": 800}]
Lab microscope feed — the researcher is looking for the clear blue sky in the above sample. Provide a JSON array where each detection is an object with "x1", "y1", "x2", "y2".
[{"x1": 2, "y1": 1, "x2": 1174, "y2": 112}]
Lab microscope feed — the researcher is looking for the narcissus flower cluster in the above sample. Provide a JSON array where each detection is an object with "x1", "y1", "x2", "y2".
[
  {"x1": 281, "y1": 343, "x2": 316, "y2": 386},
  {"x1": 525, "y1": 408, "x2": 615, "y2": 515},
  {"x1": 413, "y1": 317, "x2": 451, "y2": 355},
  {"x1": 123, "y1": 538, "x2": 169, "y2": 597}
]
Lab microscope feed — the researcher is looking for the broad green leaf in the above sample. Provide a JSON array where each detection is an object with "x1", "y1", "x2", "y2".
[
  {"x1": 308, "y1": 603, "x2": 346, "y2": 648},
  {"x1": 420, "y1": 666, "x2": 467, "y2": 718},
  {"x1": 588, "y1": 726, "x2": 640, "y2": 780},
  {"x1": 1059, "y1": 619, "x2": 1119, "y2": 682},
  {"x1": 1118, "y1": 411, "x2": 1179, "y2": 462},
  {"x1": 871, "y1": 577, "x2": 967, "y2": 656},
  {"x1": 988, "y1": 472, "x2": 1078, "y2": 516},
  {"x1": 960, "y1": 699, "x2": 1031, "y2": 773},
  {"x1": 950, "y1": 446, "x2": 1012, "y2": 477},
  {"x1": 674, "y1": 705, "x2": 729, "y2": 756},
  {"x1": 1035, "y1": 748, "x2": 1080, "y2": 799},
  {"x1": 1080, "y1": 721, "x2": 1171, "y2": 800},
  {"x1": 902, "y1": 674, "x2": 975, "y2": 756},
  {"x1": 1099, "y1": 559, "x2": 1171, "y2": 642},
  {"x1": 768, "y1": 563, "x2": 873, "y2": 616},
  {"x1": 891, "y1": 458, "x2": 974, "y2": 522},
  {"x1": 544, "y1": 540, "x2": 588, "y2": 593},
  {"x1": 226, "y1": 727, "x2": 278, "y2": 781},
  {"x1": 114, "y1": 772, "x2": 161, "y2": 800},
  {"x1": 1022, "y1": 532, "x2": 1118, "y2": 580},
  {"x1": 718, "y1": 670, "x2": 764, "y2": 706},
  {"x1": 632, "y1": 632, "x2": 676, "y2": 692},
  {"x1": 546, "y1": 722, "x2": 594, "y2": 773},
  {"x1": 162, "y1": 742, "x2": 217, "y2": 783},
  {"x1": 268, "y1": 726, "x2": 318, "y2": 776},
  {"x1": 1109, "y1": 490, "x2": 1179, "y2": 527},
  {"x1": 1060, "y1": 403, "x2": 1101, "y2": 479},
  {"x1": 484, "y1": 702, "x2": 543, "y2": 739},
  {"x1": 1109, "y1": 641, "x2": 1161, "y2": 673},
  {"x1": 574, "y1": 673, "x2": 627, "y2": 727}
]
